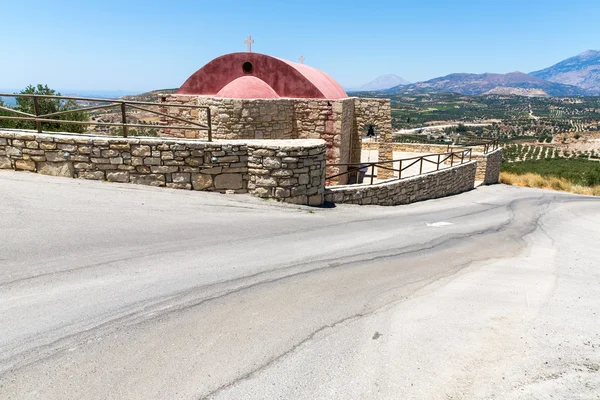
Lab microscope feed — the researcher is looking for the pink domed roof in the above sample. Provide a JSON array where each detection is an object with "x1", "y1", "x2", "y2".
[
  {"x1": 177, "y1": 52, "x2": 348, "y2": 100},
  {"x1": 217, "y1": 76, "x2": 280, "y2": 99}
]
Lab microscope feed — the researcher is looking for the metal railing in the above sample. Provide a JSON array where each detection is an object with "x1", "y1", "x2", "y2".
[
  {"x1": 0, "y1": 93, "x2": 212, "y2": 141},
  {"x1": 449, "y1": 138, "x2": 500, "y2": 154},
  {"x1": 327, "y1": 148, "x2": 473, "y2": 185}
]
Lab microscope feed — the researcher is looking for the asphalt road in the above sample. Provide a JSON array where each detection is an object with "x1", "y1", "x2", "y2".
[{"x1": 1, "y1": 170, "x2": 599, "y2": 400}]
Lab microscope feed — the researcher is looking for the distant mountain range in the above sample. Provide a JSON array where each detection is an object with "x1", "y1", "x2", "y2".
[
  {"x1": 357, "y1": 74, "x2": 410, "y2": 91},
  {"x1": 530, "y1": 50, "x2": 600, "y2": 95},
  {"x1": 368, "y1": 50, "x2": 600, "y2": 97},
  {"x1": 385, "y1": 71, "x2": 587, "y2": 97}
]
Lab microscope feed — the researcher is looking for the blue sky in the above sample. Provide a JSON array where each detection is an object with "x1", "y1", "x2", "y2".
[{"x1": 1, "y1": 0, "x2": 599, "y2": 92}]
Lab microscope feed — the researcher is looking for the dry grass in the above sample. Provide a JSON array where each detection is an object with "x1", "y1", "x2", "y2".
[{"x1": 500, "y1": 172, "x2": 600, "y2": 196}]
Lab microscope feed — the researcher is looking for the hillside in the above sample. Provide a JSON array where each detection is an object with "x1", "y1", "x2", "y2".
[
  {"x1": 530, "y1": 50, "x2": 600, "y2": 95},
  {"x1": 122, "y1": 88, "x2": 177, "y2": 102},
  {"x1": 385, "y1": 72, "x2": 587, "y2": 96}
]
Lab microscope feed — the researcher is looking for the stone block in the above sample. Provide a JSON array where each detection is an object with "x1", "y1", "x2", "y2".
[
  {"x1": 191, "y1": 173, "x2": 213, "y2": 190},
  {"x1": 37, "y1": 162, "x2": 74, "y2": 177},
  {"x1": 15, "y1": 160, "x2": 36, "y2": 171},
  {"x1": 217, "y1": 155, "x2": 239, "y2": 163},
  {"x1": 199, "y1": 166, "x2": 222, "y2": 174},
  {"x1": 167, "y1": 183, "x2": 192, "y2": 190},
  {"x1": 262, "y1": 157, "x2": 281, "y2": 169},
  {"x1": 151, "y1": 166, "x2": 179, "y2": 173},
  {"x1": 252, "y1": 149, "x2": 275, "y2": 157},
  {"x1": 110, "y1": 144, "x2": 131, "y2": 151},
  {"x1": 214, "y1": 174, "x2": 243, "y2": 190},
  {"x1": 131, "y1": 145, "x2": 151, "y2": 156},
  {"x1": 0, "y1": 156, "x2": 12, "y2": 169},
  {"x1": 78, "y1": 171, "x2": 105, "y2": 180},
  {"x1": 6, "y1": 147, "x2": 22, "y2": 157},
  {"x1": 129, "y1": 174, "x2": 165, "y2": 187},
  {"x1": 274, "y1": 188, "x2": 290, "y2": 198},
  {"x1": 253, "y1": 187, "x2": 270, "y2": 197},
  {"x1": 96, "y1": 164, "x2": 118, "y2": 170},
  {"x1": 255, "y1": 176, "x2": 278, "y2": 187},
  {"x1": 107, "y1": 171, "x2": 129, "y2": 182},
  {"x1": 39, "y1": 142, "x2": 57, "y2": 150},
  {"x1": 172, "y1": 173, "x2": 191, "y2": 183},
  {"x1": 161, "y1": 151, "x2": 174, "y2": 160},
  {"x1": 143, "y1": 157, "x2": 161, "y2": 165},
  {"x1": 308, "y1": 194, "x2": 324, "y2": 206},
  {"x1": 73, "y1": 163, "x2": 93, "y2": 170},
  {"x1": 102, "y1": 149, "x2": 120, "y2": 158},
  {"x1": 57, "y1": 144, "x2": 77, "y2": 152}
]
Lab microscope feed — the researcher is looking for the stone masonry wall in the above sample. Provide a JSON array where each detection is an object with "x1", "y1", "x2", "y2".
[
  {"x1": 472, "y1": 148, "x2": 503, "y2": 185},
  {"x1": 161, "y1": 95, "x2": 360, "y2": 186},
  {"x1": 157, "y1": 96, "x2": 393, "y2": 181},
  {"x1": 0, "y1": 130, "x2": 326, "y2": 205},
  {"x1": 324, "y1": 161, "x2": 477, "y2": 206},
  {"x1": 247, "y1": 143, "x2": 326, "y2": 206},
  {"x1": 197, "y1": 97, "x2": 295, "y2": 140},
  {"x1": 353, "y1": 98, "x2": 393, "y2": 179}
]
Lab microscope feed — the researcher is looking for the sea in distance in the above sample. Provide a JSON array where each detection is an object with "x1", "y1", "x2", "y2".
[{"x1": 0, "y1": 89, "x2": 143, "y2": 106}]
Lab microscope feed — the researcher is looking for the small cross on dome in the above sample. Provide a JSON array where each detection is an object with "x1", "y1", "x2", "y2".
[
  {"x1": 299, "y1": 56, "x2": 305, "y2": 64},
  {"x1": 244, "y1": 35, "x2": 254, "y2": 52}
]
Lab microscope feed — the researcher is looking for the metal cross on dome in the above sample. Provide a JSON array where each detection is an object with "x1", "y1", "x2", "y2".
[
  {"x1": 299, "y1": 56, "x2": 305, "y2": 64},
  {"x1": 244, "y1": 35, "x2": 254, "y2": 52}
]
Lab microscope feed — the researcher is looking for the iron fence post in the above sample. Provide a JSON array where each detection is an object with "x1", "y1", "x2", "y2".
[
  {"x1": 207, "y1": 107, "x2": 212, "y2": 142},
  {"x1": 120, "y1": 102, "x2": 128, "y2": 137}
]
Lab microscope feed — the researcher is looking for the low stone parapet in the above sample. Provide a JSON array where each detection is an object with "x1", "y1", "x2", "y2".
[
  {"x1": 324, "y1": 161, "x2": 477, "y2": 206},
  {"x1": 0, "y1": 130, "x2": 326, "y2": 205},
  {"x1": 472, "y1": 148, "x2": 502, "y2": 185}
]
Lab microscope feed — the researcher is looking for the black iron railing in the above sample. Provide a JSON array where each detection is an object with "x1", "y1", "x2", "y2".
[
  {"x1": 327, "y1": 148, "x2": 473, "y2": 185},
  {"x1": 449, "y1": 138, "x2": 500, "y2": 154},
  {"x1": 0, "y1": 93, "x2": 212, "y2": 141}
]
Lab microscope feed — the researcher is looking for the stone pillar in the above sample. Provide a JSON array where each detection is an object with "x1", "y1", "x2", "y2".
[{"x1": 352, "y1": 98, "x2": 394, "y2": 180}]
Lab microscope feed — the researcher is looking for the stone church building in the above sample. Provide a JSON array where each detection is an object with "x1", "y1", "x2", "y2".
[{"x1": 160, "y1": 52, "x2": 394, "y2": 182}]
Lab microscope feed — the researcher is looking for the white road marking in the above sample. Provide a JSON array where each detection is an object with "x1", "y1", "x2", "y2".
[{"x1": 426, "y1": 222, "x2": 453, "y2": 227}]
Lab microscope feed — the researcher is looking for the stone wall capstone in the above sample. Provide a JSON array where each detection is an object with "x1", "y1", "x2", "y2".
[{"x1": 0, "y1": 130, "x2": 326, "y2": 205}]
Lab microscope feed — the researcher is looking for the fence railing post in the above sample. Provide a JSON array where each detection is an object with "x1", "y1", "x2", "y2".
[
  {"x1": 398, "y1": 160, "x2": 402, "y2": 179},
  {"x1": 207, "y1": 107, "x2": 212, "y2": 142},
  {"x1": 120, "y1": 102, "x2": 128, "y2": 137},
  {"x1": 32, "y1": 96, "x2": 42, "y2": 133}
]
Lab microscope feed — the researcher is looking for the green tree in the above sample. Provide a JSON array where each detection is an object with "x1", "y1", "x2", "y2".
[
  {"x1": 0, "y1": 98, "x2": 17, "y2": 129},
  {"x1": 9, "y1": 84, "x2": 89, "y2": 133}
]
